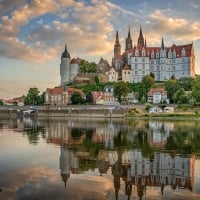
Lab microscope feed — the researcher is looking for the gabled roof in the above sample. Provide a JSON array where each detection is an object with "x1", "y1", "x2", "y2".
[
  {"x1": 123, "y1": 64, "x2": 131, "y2": 70},
  {"x1": 148, "y1": 87, "x2": 167, "y2": 96}
]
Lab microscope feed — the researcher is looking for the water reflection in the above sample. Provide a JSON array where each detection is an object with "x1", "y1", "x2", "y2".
[{"x1": 1, "y1": 117, "x2": 200, "y2": 199}]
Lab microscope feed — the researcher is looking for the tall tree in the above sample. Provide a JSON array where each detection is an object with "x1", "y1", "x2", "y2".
[
  {"x1": 192, "y1": 76, "x2": 200, "y2": 104},
  {"x1": 164, "y1": 79, "x2": 179, "y2": 103},
  {"x1": 113, "y1": 81, "x2": 129, "y2": 103},
  {"x1": 24, "y1": 87, "x2": 41, "y2": 105}
]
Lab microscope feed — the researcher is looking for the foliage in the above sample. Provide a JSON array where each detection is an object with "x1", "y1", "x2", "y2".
[
  {"x1": 141, "y1": 75, "x2": 155, "y2": 101},
  {"x1": 192, "y1": 76, "x2": 200, "y2": 104},
  {"x1": 86, "y1": 92, "x2": 93, "y2": 104},
  {"x1": 71, "y1": 92, "x2": 85, "y2": 104},
  {"x1": 173, "y1": 88, "x2": 185, "y2": 104},
  {"x1": 164, "y1": 79, "x2": 179, "y2": 103},
  {"x1": 24, "y1": 87, "x2": 43, "y2": 105},
  {"x1": 79, "y1": 60, "x2": 97, "y2": 73},
  {"x1": 178, "y1": 77, "x2": 193, "y2": 91},
  {"x1": 0, "y1": 100, "x2": 3, "y2": 106},
  {"x1": 113, "y1": 81, "x2": 129, "y2": 103}
]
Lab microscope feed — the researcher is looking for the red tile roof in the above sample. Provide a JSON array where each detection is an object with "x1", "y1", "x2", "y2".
[
  {"x1": 148, "y1": 87, "x2": 167, "y2": 96},
  {"x1": 124, "y1": 43, "x2": 193, "y2": 58}
]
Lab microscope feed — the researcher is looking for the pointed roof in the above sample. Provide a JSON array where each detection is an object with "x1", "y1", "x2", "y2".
[
  {"x1": 114, "y1": 30, "x2": 120, "y2": 47},
  {"x1": 138, "y1": 25, "x2": 144, "y2": 47},
  {"x1": 161, "y1": 37, "x2": 165, "y2": 49},
  {"x1": 61, "y1": 44, "x2": 70, "y2": 58}
]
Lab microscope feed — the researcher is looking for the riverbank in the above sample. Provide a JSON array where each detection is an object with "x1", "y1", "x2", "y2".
[{"x1": 1, "y1": 105, "x2": 200, "y2": 119}]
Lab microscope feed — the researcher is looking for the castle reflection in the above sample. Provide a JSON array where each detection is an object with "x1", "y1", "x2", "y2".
[{"x1": 19, "y1": 117, "x2": 198, "y2": 199}]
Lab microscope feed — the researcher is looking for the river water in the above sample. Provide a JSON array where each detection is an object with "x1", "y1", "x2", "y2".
[{"x1": 0, "y1": 117, "x2": 200, "y2": 200}]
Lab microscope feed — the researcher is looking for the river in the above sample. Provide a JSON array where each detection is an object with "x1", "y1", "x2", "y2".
[{"x1": 0, "y1": 117, "x2": 200, "y2": 200}]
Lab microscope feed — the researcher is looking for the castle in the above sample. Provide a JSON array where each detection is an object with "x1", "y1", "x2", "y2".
[
  {"x1": 60, "y1": 26, "x2": 196, "y2": 86},
  {"x1": 112, "y1": 26, "x2": 195, "y2": 82}
]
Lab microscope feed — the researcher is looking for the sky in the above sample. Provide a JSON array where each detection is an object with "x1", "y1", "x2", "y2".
[{"x1": 0, "y1": 0, "x2": 200, "y2": 99}]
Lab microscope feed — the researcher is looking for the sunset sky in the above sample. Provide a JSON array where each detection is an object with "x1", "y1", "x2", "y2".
[{"x1": 0, "y1": 0, "x2": 200, "y2": 99}]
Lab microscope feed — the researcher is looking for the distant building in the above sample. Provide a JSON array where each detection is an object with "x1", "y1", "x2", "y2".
[
  {"x1": 105, "y1": 67, "x2": 118, "y2": 82},
  {"x1": 124, "y1": 92, "x2": 139, "y2": 104},
  {"x1": 103, "y1": 85, "x2": 119, "y2": 105},
  {"x1": 91, "y1": 91, "x2": 104, "y2": 104},
  {"x1": 45, "y1": 86, "x2": 85, "y2": 106},
  {"x1": 97, "y1": 57, "x2": 110, "y2": 74},
  {"x1": 112, "y1": 27, "x2": 195, "y2": 82},
  {"x1": 60, "y1": 45, "x2": 80, "y2": 86},
  {"x1": 147, "y1": 87, "x2": 168, "y2": 104}
]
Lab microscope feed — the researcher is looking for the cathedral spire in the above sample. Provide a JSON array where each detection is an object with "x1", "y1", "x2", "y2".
[
  {"x1": 161, "y1": 37, "x2": 165, "y2": 49},
  {"x1": 125, "y1": 26, "x2": 133, "y2": 50},
  {"x1": 137, "y1": 25, "x2": 144, "y2": 47},
  {"x1": 114, "y1": 30, "x2": 121, "y2": 58}
]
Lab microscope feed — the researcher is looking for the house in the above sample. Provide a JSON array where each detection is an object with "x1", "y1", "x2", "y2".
[
  {"x1": 105, "y1": 67, "x2": 118, "y2": 82},
  {"x1": 91, "y1": 91, "x2": 104, "y2": 104},
  {"x1": 147, "y1": 87, "x2": 168, "y2": 104},
  {"x1": 45, "y1": 86, "x2": 85, "y2": 106},
  {"x1": 124, "y1": 92, "x2": 139, "y2": 104},
  {"x1": 103, "y1": 85, "x2": 119, "y2": 105},
  {"x1": 122, "y1": 64, "x2": 131, "y2": 82}
]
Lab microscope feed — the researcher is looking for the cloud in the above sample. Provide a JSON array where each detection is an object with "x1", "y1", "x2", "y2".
[{"x1": 147, "y1": 9, "x2": 200, "y2": 43}]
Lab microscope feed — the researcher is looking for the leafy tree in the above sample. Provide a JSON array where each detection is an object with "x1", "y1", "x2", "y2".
[
  {"x1": 79, "y1": 60, "x2": 97, "y2": 73},
  {"x1": 71, "y1": 92, "x2": 85, "y2": 104},
  {"x1": 24, "y1": 87, "x2": 41, "y2": 105},
  {"x1": 178, "y1": 77, "x2": 193, "y2": 91},
  {"x1": 113, "y1": 81, "x2": 129, "y2": 103},
  {"x1": 192, "y1": 76, "x2": 200, "y2": 104},
  {"x1": 0, "y1": 100, "x2": 3, "y2": 106},
  {"x1": 164, "y1": 79, "x2": 179, "y2": 103},
  {"x1": 140, "y1": 75, "x2": 155, "y2": 101},
  {"x1": 149, "y1": 72, "x2": 155, "y2": 79},
  {"x1": 86, "y1": 92, "x2": 93, "y2": 104},
  {"x1": 173, "y1": 88, "x2": 185, "y2": 104}
]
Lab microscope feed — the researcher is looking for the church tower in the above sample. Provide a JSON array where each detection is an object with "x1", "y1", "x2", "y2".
[
  {"x1": 137, "y1": 25, "x2": 144, "y2": 47},
  {"x1": 60, "y1": 44, "x2": 71, "y2": 86},
  {"x1": 114, "y1": 30, "x2": 121, "y2": 59},
  {"x1": 125, "y1": 27, "x2": 133, "y2": 50}
]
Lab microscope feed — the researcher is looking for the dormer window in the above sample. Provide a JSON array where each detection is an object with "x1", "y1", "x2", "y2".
[
  {"x1": 181, "y1": 48, "x2": 186, "y2": 57},
  {"x1": 168, "y1": 49, "x2": 172, "y2": 58},
  {"x1": 142, "y1": 48, "x2": 145, "y2": 56},
  {"x1": 156, "y1": 51, "x2": 159, "y2": 58},
  {"x1": 173, "y1": 50, "x2": 176, "y2": 58},
  {"x1": 151, "y1": 50, "x2": 154, "y2": 59},
  {"x1": 135, "y1": 49, "x2": 139, "y2": 56}
]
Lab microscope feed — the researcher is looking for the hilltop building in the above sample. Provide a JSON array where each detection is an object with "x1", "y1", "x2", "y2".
[
  {"x1": 112, "y1": 26, "x2": 195, "y2": 82},
  {"x1": 60, "y1": 45, "x2": 80, "y2": 86}
]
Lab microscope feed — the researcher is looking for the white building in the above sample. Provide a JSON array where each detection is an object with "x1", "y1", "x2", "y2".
[
  {"x1": 60, "y1": 45, "x2": 80, "y2": 86},
  {"x1": 113, "y1": 27, "x2": 195, "y2": 82}
]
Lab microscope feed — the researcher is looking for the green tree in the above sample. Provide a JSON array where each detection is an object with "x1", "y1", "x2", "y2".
[
  {"x1": 173, "y1": 88, "x2": 185, "y2": 104},
  {"x1": 24, "y1": 87, "x2": 41, "y2": 105},
  {"x1": 178, "y1": 77, "x2": 193, "y2": 91},
  {"x1": 141, "y1": 75, "x2": 155, "y2": 101},
  {"x1": 79, "y1": 60, "x2": 97, "y2": 73},
  {"x1": 0, "y1": 100, "x2": 3, "y2": 106},
  {"x1": 113, "y1": 81, "x2": 129, "y2": 103},
  {"x1": 71, "y1": 92, "x2": 85, "y2": 104},
  {"x1": 164, "y1": 79, "x2": 179, "y2": 103},
  {"x1": 192, "y1": 76, "x2": 200, "y2": 104}
]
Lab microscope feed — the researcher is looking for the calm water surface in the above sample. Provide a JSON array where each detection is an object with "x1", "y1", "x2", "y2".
[{"x1": 0, "y1": 117, "x2": 200, "y2": 200}]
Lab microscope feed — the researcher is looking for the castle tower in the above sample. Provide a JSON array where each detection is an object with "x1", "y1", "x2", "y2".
[
  {"x1": 60, "y1": 44, "x2": 71, "y2": 86},
  {"x1": 137, "y1": 25, "x2": 144, "y2": 47},
  {"x1": 114, "y1": 30, "x2": 121, "y2": 59},
  {"x1": 125, "y1": 27, "x2": 133, "y2": 50}
]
